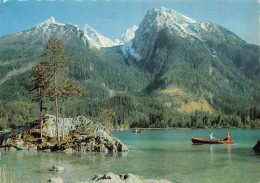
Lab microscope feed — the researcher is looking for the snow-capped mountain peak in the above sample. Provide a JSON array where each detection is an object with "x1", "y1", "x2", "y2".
[
  {"x1": 142, "y1": 7, "x2": 198, "y2": 38},
  {"x1": 83, "y1": 24, "x2": 118, "y2": 48},
  {"x1": 36, "y1": 17, "x2": 65, "y2": 28},
  {"x1": 160, "y1": 7, "x2": 196, "y2": 24},
  {"x1": 120, "y1": 25, "x2": 138, "y2": 44},
  {"x1": 44, "y1": 16, "x2": 55, "y2": 24}
]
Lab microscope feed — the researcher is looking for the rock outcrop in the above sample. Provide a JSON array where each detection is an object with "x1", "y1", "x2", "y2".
[
  {"x1": 49, "y1": 165, "x2": 65, "y2": 172},
  {"x1": 253, "y1": 140, "x2": 260, "y2": 153},
  {"x1": 77, "y1": 172, "x2": 172, "y2": 183},
  {"x1": 0, "y1": 115, "x2": 128, "y2": 153}
]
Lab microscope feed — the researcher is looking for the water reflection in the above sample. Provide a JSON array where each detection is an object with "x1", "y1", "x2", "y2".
[
  {"x1": 226, "y1": 145, "x2": 232, "y2": 160},
  {"x1": 209, "y1": 144, "x2": 232, "y2": 160},
  {"x1": 209, "y1": 144, "x2": 214, "y2": 154},
  {"x1": 226, "y1": 145, "x2": 231, "y2": 154}
]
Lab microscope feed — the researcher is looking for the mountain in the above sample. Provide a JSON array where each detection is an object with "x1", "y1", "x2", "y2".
[
  {"x1": 2, "y1": 17, "x2": 89, "y2": 46},
  {"x1": 0, "y1": 17, "x2": 150, "y2": 103},
  {"x1": 0, "y1": 16, "x2": 121, "y2": 49},
  {"x1": 0, "y1": 8, "x2": 259, "y2": 116},
  {"x1": 124, "y1": 7, "x2": 259, "y2": 113}
]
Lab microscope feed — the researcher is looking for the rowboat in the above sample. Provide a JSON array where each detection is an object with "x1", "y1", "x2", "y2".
[
  {"x1": 132, "y1": 130, "x2": 143, "y2": 133},
  {"x1": 191, "y1": 138, "x2": 233, "y2": 144}
]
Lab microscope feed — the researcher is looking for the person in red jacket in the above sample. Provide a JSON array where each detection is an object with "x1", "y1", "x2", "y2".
[{"x1": 223, "y1": 132, "x2": 231, "y2": 141}]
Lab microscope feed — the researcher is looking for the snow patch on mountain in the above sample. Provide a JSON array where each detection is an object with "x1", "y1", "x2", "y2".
[
  {"x1": 121, "y1": 40, "x2": 142, "y2": 61},
  {"x1": 200, "y1": 23, "x2": 208, "y2": 31},
  {"x1": 114, "y1": 39, "x2": 121, "y2": 45}
]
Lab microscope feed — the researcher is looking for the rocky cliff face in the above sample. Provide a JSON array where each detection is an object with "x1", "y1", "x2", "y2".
[{"x1": 0, "y1": 115, "x2": 128, "y2": 153}]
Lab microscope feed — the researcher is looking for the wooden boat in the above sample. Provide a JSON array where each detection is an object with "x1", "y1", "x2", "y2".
[
  {"x1": 132, "y1": 130, "x2": 143, "y2": 133},
  {"x1": 191, "y1": 138, "x2": 233, "y2": 144}
]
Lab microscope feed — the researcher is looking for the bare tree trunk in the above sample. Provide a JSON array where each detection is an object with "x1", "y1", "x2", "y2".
[
  {"x1": 54, "y1": 71, "x2": 60, "y2": 146},
  {"x1": 62, "y1": 98, "x2": 65, "y2": 140},
  {"x1": 55, "y1": 96, "x2": 59, "y2": 146},
  {"x1": 40, "y1": 99, "x2": 43, "y2": 141}
]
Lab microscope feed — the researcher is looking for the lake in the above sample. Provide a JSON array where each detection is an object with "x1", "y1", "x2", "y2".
[{"x1": 0, "y1": 129, "x2": 259, "y2": 183}]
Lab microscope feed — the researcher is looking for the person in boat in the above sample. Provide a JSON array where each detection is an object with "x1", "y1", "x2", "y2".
[
  {"x1": 208, "y1": 132, "x2": 216, "y2": 140},
  {"x1": 222, "y1": 132, "x2": 231, "y2": 141}
]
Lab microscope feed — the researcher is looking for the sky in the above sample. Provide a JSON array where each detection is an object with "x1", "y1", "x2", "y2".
[{"x1": 0, "y1": 0, "x2": 259, "y2": 45}]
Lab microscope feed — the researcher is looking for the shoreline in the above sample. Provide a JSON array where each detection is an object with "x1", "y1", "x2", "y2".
[
  {"x1": 117, "y1": 127, "x2": 255, "y2": 131},
  {"x1": 1, "y1": 127, "x2": 259, "y2": 135}
]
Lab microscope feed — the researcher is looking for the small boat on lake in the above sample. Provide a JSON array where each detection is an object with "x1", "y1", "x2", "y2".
[
  {"x1": 191, "y1": 138, "x2": 233, "y2": 144},
  {"x1": 132, "y1": 130, "x2": 143, "y2": 133}
]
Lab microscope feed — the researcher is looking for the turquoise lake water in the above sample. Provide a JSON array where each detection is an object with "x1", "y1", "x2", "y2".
[{"x1": 0, "y1": 129, "x2": 259, "y2": 183}]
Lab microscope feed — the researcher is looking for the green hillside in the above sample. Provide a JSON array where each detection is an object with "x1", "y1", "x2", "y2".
[{"x1": 140, "y1": 28, "x2": 259, "y2": 114}]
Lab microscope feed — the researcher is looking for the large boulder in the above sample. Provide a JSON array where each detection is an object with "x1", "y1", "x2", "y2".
[
  {"x1": 49, "y1": 165, "x2": 65, "y2": 172},
  {"x1": 253, "y1": 140, "x2": 260, "y2": 153},
  {"x1": 76, "y1": 172, "x2": 172, "y2": 183},
  {"x1": 0, "y1": 115, "x2": 128, "y2": 153}
]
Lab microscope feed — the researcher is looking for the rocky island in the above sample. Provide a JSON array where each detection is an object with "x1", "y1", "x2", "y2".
[{"x1": 0, "y1": 115, "x2": 128, "y2": 153}]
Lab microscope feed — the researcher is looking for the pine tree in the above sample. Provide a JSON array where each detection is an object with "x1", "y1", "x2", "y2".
[
  {"x1": 60, "y1": 78, "x2": 86, "y2": 140},
  {"x1": 42, "y1": 38, "x2": 71, "y2": 145},
  {"x1": 29, "y1": 60, "x2": 50, "y2": 141}
]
